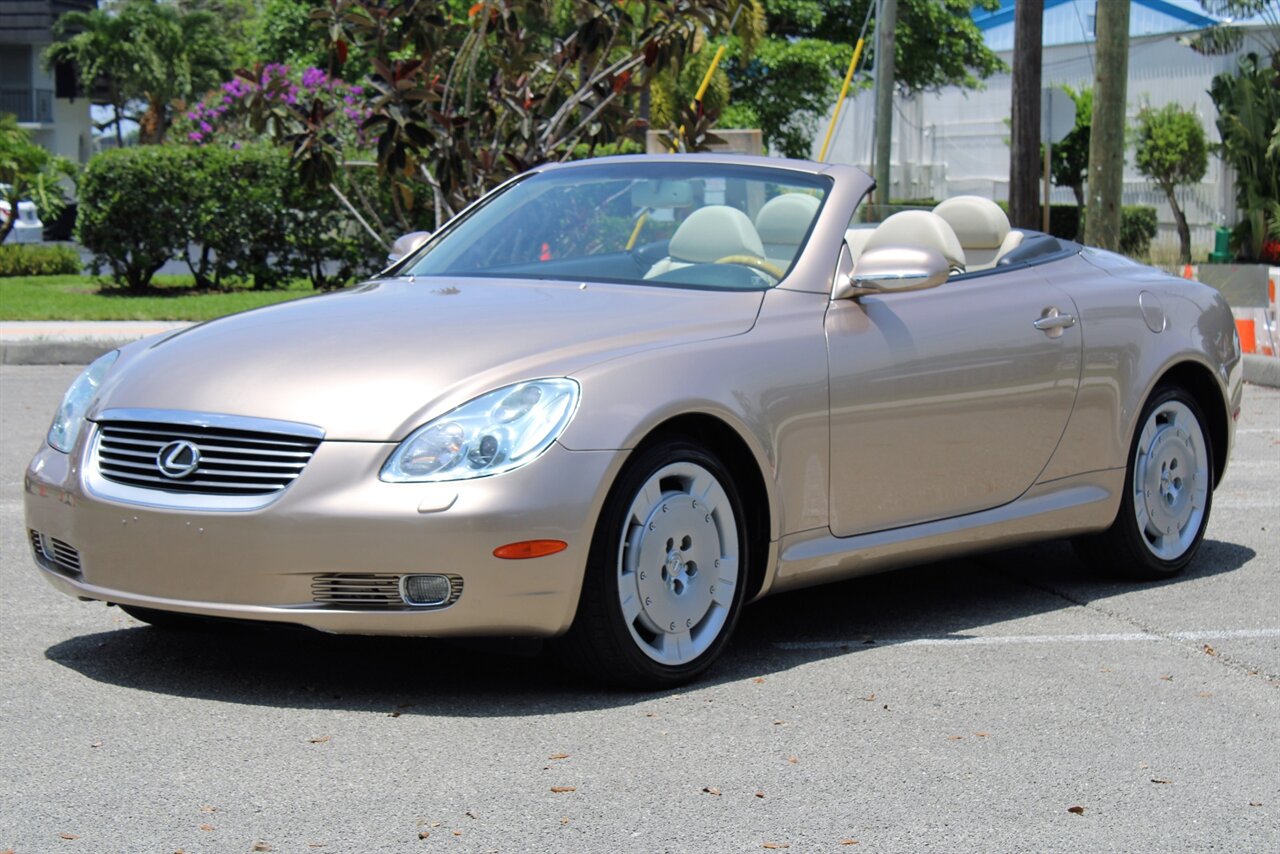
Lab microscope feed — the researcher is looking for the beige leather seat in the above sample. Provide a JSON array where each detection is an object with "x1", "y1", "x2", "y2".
[
  {"x1": 932, "y1": 196, "x2": 1023, "y2": 271},
  {"x1": 860, "y1": 210, "x2": 967, "y2": 274},
  {"x1": 754, "y1": 193, "x2": 821, "y2": 270},
  {"x1": 646, "y1": 206, "x2": 767, "y2": 279}
]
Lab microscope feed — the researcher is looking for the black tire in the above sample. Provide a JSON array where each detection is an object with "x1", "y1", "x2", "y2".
[
  {"x1": 119, "y1": 604, "x2": 215, "y2": 631},
  {"x1": 557, "y1": 437, "x2": 751, "y2": 689},
  {"x1": 1073, "y1": 384, "x2": 1214, "y2": 580}
]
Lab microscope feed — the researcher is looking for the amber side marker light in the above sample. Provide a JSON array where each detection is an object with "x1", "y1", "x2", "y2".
[{"x1": 494, "y1": 540, "x2": 568, "y2": 560}]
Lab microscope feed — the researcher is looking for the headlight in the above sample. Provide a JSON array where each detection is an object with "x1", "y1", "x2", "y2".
[
  {"x1": 380, "y1": 378, "x2": 580, "y2": 482},
  {"x1": 47, "y1": 350, "x2": 119, "y2": 453}
]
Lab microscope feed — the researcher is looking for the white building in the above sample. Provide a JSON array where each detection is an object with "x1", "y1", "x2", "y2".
[
  {"x1": 1, "y1": 1, "x2": 98, "y2": 166},
  {"x1": 816, "y1": 0, "x2": 1277, "y2": 255}
]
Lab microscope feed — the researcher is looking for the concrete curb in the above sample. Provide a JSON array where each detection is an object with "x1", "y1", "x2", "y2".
[
  {"x1": 1244, "y1": 354, "x2": 1280, "y2": 388},
  {"x1": 0, "y1": 322, "x2": 193, "y2": 366},
  {"x1": 2, "y1": 338, "x2": 139, "y2": 366}
]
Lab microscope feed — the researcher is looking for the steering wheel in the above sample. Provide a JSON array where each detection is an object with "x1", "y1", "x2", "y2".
[{"x1": 713, "y1": 254, "x2": 786, "y2": 282}]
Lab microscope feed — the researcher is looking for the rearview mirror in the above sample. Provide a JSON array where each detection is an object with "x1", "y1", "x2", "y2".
[
  {"x1": 387, "y1": 230, "x2": 432, "y2": 266},
  {"x1": 833, "y1": 245, "x2": 949, "y2": 300}
]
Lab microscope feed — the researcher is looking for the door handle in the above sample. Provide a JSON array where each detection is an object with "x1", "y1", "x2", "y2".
[{"x1": 1034, "y1": 308, "x2": 1076, "y2": 337}]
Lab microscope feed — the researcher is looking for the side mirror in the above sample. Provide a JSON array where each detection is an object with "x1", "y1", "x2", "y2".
[
  {"x1": 833, "y1": 245, "x2": 950, "y2": 300},
  {"x1": 386, "y1": 230, "x2": 432, "y2": 266}
]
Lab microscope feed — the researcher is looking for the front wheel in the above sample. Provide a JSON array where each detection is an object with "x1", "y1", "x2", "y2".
[
  {"x1": 560, "y1": 438, "x2": 750, "y2": 688},
  {"x1": 1073, "y1": 385, "x2": 1214, "y2": 579}
]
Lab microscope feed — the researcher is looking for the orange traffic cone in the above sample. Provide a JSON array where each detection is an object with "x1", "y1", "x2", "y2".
[{"x1": 1182, "y1": 263, "x2": 1194, "y2": 279}]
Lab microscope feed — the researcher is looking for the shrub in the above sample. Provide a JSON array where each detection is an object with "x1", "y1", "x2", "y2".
[
  {"x1": 998, "y1": 202, "x2": 1082, "y2": 241},
  {"x1": 1119, "y1": 205, "x2": 1158, "y2": 258},
  {"x1": 0, "y1": 243, "x2": 82, "y2": 277},
  {"x1": 76, "y1": 143, "x2": 381, "y2": 291},
  {"x1": 176, "y1": 143, "x2": 295, "y2": 289},
  {"x1": 281, "y1": 177, "x2": 382, "y2": 290},
  {"x1": 1047, "y1": 204, "x2": 1081, "y2": 242},
  {"x1": 76, "y1": 146, "x2": 190, "y2": 290},
  {"x1": 1062, "y1": 204, "x2": 1157, "y2": 257}
]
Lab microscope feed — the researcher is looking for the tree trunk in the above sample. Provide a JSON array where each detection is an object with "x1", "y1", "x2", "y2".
[
  {"x1": 1009, "y1": 0, "x2": 1044, "y2": 229},
  {"x1": 1084, "y1": 0, "x2": 1131, "y2": 251},
  {"x1": 1165, "y1": 184, "x2": 1192, "y2": 264},
  {"x1": 138, "y1": 95, "x2": 166, "y2": 145},
  {"x1": 873, "y1": 0, "x2": 898, "y2": 208}
]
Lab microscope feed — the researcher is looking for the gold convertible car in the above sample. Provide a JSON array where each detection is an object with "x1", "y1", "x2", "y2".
[{"x1": 25, "y1": 155, "x2": 1243, "y2": 687}]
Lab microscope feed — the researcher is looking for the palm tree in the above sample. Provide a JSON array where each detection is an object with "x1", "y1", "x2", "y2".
[
  {"x1": 45, "y1": 5, "x2": 144, "y2": 147},
  {"x1": 45, "y1": 0, "x2": 231, "y2": 145},
  {"x1": 130, "y1": 1, "x2": 230, "y2": 143}
]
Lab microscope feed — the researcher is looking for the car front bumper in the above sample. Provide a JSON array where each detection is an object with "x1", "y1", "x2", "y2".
[{"x1": 24, "y1": 425, "x2": 626, "y2": 637}]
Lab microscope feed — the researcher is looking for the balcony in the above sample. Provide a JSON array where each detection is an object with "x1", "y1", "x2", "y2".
[{"x1": 0, "y1": 87, "x2": 54, "y2": 124}]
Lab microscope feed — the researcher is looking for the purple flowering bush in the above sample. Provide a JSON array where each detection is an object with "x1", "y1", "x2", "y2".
[
  {"x1": 177, "y1": 63, "x2": 371, "y2": 150},
  {"x1": 163, "y1": 64, "x2": 389, "y2": 288}
]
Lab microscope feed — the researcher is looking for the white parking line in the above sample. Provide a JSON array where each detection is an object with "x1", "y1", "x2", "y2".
[{"x1": 774, "y1": 628, "x2": 1280, "y2": 650}]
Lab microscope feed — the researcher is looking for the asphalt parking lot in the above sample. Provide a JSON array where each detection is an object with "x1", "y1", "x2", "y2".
[{"x1": 1, "y1": 365, "x2": 1276, "y2": 853}]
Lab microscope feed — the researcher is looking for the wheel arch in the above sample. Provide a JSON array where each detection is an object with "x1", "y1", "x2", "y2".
[{"x1": 635, "y1": 413, "x2": 773, "y2": 603}]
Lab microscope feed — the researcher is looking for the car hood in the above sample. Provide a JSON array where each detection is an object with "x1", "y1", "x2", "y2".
[{"x1": 93, "y1": 276, "x2": 765, "y2": 441}]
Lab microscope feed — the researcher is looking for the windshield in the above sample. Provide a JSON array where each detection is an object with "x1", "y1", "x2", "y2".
[{"x1": 403, "y1": 162, "x2": 831, "y2": 291}]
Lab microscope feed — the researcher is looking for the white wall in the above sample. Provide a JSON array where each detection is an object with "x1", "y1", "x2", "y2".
[{"x1": 813, "y1": 29, "x2": 1271, "y2": 254}]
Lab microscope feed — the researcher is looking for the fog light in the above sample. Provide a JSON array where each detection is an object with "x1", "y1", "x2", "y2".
[{"x1": 400, "y1": 574, "x2": 452, "y2": 606}]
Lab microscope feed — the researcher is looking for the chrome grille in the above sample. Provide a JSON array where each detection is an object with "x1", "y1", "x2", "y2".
[
  {"x1": 30, "y1": 530, "x2": 82, "y2": 576},
  {"x1": 311, "y1": 574, "x2": 464, "y2": 608},
  {"x1": 95, "y1": 419, "x2": 321, "y2": 496}
]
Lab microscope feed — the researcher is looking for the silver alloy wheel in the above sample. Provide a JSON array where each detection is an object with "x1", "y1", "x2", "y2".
[
  {"x1": 1132, "y1": 399, "x2": 1209, "y2": 561},
  {"x1": 616, "y1": 461, "x2": 740, "y2": 666}
]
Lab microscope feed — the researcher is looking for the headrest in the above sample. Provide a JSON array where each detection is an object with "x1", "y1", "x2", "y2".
[
  {"x1": 864, "y1": 210, "x2": 966, "y2": 271},
  {"x1": 668, "y1": 205, "x2": 766, "y2": 264},
  {"x1": 933, "y1": 196, "x2": 1011, "y2": 250},
  {"x1": 754, "y1": 193, "x2": 821, "y2": 245}
]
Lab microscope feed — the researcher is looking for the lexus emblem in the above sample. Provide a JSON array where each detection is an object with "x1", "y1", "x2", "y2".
[{"x1": 156, "y1": 440, "x2": 201, "y2": 479}]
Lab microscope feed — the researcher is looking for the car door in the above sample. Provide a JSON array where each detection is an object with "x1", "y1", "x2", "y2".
[{"x1": 825, "y1": 268, "x2": 1082, "y2": 537}]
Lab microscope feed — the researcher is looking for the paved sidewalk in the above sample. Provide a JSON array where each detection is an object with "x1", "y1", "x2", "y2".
[{"x1": 0, "y1": 321, "x2": 193, "y2": 365}]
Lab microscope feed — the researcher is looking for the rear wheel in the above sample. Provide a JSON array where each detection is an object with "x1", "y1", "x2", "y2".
[
  {"x1": 560, "y1": 438, "x2": 749, "y2": 688},
  {"x1": 1073, "y1": 385, "x2": 1213, "y2": 579}
]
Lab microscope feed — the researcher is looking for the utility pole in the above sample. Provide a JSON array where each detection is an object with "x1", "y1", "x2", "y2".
[
  {"x1": 873, "y1": 0, "x2": 897, "y2": 208},
  {"x1": 1009, "y1": 0, "x2": 1044, "y2": 229},
  {"x1": 1085, "y1": 0, "x2": 1131, "y2": 251}
]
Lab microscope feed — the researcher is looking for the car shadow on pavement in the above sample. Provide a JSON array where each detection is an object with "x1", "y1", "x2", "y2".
[{"x1": 44, "y1": 538, "x2": 1255, "y2": 715}]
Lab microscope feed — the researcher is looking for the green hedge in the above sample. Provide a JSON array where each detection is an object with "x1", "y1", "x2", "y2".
[
  {"x1": 76, "y1": 145, "x2": 380, "y2": 291},
  {"x1": 1035, "y1": 204, "x2": 1157, "y2": 257},
  {"x1": 0, "y1": 243, "x2": 82, "y2": 277},
  {"x1": 1118, "y1": 205, "x2": 1158, "y2": 258}
]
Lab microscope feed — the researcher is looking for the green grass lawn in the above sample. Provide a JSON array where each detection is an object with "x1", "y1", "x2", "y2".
[{"x1": 0, "y1": 275, "x2": 319, "y2": 321}]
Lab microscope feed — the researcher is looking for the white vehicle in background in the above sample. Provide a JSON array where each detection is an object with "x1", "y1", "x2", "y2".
[{"x1": 0, "y1": 183, "x2": 44, "y2": 243}]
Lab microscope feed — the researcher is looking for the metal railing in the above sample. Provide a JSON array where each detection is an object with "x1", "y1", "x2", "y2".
[{"x1": 0, "y1": 88, "x2": 54, "y2": 124}]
